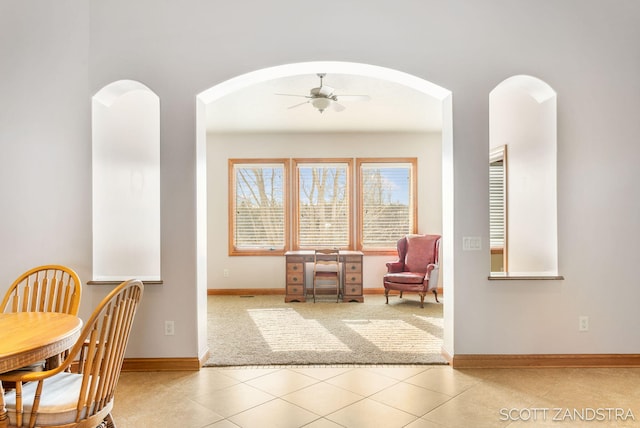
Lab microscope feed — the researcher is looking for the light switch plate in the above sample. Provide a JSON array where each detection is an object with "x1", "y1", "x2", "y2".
[{"x1": 463, "y1": 236, "x2": 482, "y2": 251}]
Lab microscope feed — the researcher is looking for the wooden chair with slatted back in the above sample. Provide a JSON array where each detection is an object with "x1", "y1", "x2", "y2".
[
  {"x1": 1, "y1": 265, "x2": 82, "y2": 372},
  {"x1": 1, "y1": 279, "x2": 144, "y2": 428},
  {"x1": 313, "y1": 249, "x2": 341, "y2": 303},
  {"x1": 1, "y1": 265, "x2": 82, "y2": 316}
]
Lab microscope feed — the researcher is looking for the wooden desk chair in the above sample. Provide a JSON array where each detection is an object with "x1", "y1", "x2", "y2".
[
  {"x1": 1, "y1": 279, "x2": 143, "y2": 428},
  {"x1": 313, "y1": 249, "x2": 340, "y2": 303}
]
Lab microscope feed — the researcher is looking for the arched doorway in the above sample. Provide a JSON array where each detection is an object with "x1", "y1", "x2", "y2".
[{"x1": 195, "y1": 61, "x2": 455, "y2": 361}]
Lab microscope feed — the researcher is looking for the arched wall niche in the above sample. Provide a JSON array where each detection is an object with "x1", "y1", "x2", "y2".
[
  {"x1": 489, "y1": 75, "x2": 560, "y2": 277},
  {"x1": 92, "y1": 79, "x2": 161, "y2": 282}
]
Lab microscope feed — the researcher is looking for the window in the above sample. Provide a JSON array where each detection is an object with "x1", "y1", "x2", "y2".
[
  {"x1": 228, "y1": 157, "x2": 419, "y2": 255},
  {"x1": 228, "y1": 159, "x2": 289, "y2": 255},
  {"x1": 357, "y1": 158, "x2": 417, "y2": 253},
  {"x1": 489, "y1": 146, "x2": 507, "y2": 272},
  {"x1": 293, "y1": 159, "x2": 353, "y2": 249}
]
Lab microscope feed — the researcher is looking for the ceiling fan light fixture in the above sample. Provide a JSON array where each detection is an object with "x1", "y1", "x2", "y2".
[
  {"x1": 311, "y1": 97, "x2": 331, "y2": 112},
  {"x1": 276, "y1": 73, "x2": 369, "y2": 113}
]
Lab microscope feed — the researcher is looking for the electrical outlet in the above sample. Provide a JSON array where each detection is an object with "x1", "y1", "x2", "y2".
[
  {"x1": 164, "y1": 320, "x2": 175, "y2": 336},
  {"x1": 579, "y1": 316, "x2": 589, "y2": 332},
  {"x1": 223, "y1": 269, "x2": 229, "y2": 278}
]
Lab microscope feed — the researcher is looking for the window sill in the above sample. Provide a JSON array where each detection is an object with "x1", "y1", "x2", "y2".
[
  {"x1": 88, "y1": 280, "x2": 164, "y2": 286},
  {"x1": 488, "y1": 273, "x2": 564, "y2": 281},
  {"x1": 230, "y1": 250, "x2": 287, "y2": 257}
]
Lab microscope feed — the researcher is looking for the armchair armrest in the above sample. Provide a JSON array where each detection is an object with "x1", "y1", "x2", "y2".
[
  {"x1": 424, "y1": 263, "x2": 439, "y2": 292},
  {"x1": 385, "y1": 261, "x2": 404, "y2": 273}
]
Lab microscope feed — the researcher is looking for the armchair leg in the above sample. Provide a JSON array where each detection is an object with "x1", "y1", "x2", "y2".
[
  {"x1": 433, "y1": 289, "x2": 439, "y2": 303},
  {"x1": 420, "y1": 294, "x2": 425, "y2": 308},
  {"x1": 105, "y1": 413, "x2": 116, "y2": 428},
  {"x1": 384, "y1": 288, "x2": 389, "y2": 304}
]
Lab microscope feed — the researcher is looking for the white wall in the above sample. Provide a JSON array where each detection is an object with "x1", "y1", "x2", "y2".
[
  {"x1": 206, "y1": 132, "x2": 442, "y2": 291},
  {"x1": 0, "y1": 2, "x2": 93, "y2": 320},
  {"x1": 2, "y1": 1, "x2": 640, "y2": 360}
]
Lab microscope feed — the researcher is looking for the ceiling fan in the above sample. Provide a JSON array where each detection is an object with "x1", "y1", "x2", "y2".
[{"x1": 276, "y1": 73, "x2": 371, "y2": 113}]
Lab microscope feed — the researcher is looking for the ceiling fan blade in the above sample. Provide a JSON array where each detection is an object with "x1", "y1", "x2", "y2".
[
  {"x1": 275, "y1": 93, "x2": 311, "y2": 98},
  {"x1": 287, "y1": 101, "x2": 309, "y2": 109},
  {"x1": 331, "y1": 102, "x2": 346, "y2": 112},
  {"x1": 317, "y1": 85, "x2": 334, "y2": 97},
  {"x1": 335, "y1": 94, "x2": 371, "y2": 102}
]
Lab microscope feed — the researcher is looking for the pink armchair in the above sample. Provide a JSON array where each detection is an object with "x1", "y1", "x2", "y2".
[{"x1": 383, "y1": 234, "x2": 441, "y2": 308}]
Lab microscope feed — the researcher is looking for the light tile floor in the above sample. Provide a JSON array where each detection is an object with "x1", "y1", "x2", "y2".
[{"x1": 113, "y1": 365, "x2": 640, "y2": 427}]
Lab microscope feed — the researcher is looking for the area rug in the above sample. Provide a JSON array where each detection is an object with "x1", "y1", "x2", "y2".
[{"x1": 206, "y1": 293, "x2": 446, "y2": 366}]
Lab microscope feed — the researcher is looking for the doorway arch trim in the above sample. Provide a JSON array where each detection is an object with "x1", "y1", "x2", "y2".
[{"x1": 195, "y1": 60, "x2": 455, "y2": 357}]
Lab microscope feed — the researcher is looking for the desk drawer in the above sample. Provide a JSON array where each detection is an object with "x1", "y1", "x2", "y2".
[
  {"x1": 343, "y1": 272, "x2": 362, "y2": 284},
  {"x1": 286, "y1": 285, "x2": 305, "y2": 296},
  {"x1": 287, "y1": 263, "x2": 304, "y2": 274},
  {"x1": 287, "y1": 272, "x2": 304, "y2": 285},
  {"x1": 343, "y1": 284, "x2": 362, "y2": 296},
  {"x1": 344, "y1": 262, "x2": 361, "y2": 273}
]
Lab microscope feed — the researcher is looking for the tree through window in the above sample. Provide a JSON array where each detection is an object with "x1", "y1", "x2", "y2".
[
  {"x1": 293, "y1": 159, "x2": 352, "y2": 249},
  {"x1": 228, "y1": 157, "x2": 418, "y2": 255},
  {"x1": 229, "y1": 159, "x2": 288, "y2": 255},
  {"x1": 357, "y1": 158, "x2": 416, "y2": 252}
]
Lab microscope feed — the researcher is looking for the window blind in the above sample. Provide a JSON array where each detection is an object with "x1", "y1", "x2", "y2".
[
  {"x1": 489, "y1": 161, "x2": 505, "y2": 249},
  {"x1": 233, "y1": 164, "x2": 285, "y2": 250},
  {"x1": 297, "y1": 163, "x2": 349, "y2": 248},
  {"x1": 360, "y1": 163, "x2": 414, "y2": 249}
]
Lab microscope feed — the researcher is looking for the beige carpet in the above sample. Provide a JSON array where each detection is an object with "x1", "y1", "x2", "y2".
[{"x1": 206, "y1": 293, "x2": 445, "y2": 366}]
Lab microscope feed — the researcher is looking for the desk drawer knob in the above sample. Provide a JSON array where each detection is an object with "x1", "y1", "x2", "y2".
[
  {"x1": 292, "y1": 265, "x2": 298, "y2": 271},
  {"x1": 350, "y1": 265, "x2": 357, "y2": 270}
]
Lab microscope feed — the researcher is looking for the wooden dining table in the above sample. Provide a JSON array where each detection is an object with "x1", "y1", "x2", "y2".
[{"x1": 0, "y1": 312, "x2": 82, "y2": 428}]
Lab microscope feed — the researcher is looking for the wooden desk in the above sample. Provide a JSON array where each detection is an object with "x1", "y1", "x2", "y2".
[
  {"x1": 0, "y1": 312, "x2": 82, "y2": 428},
  {"x1": 285, "y1": 250, "x2": 364, "y2": 303}
]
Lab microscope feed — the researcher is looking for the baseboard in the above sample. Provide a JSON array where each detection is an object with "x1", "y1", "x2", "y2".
[
  {"x1": 368, "y1": 287, "x2": 445, "y2": 296},
  {"x1": 440, "y1": 347, "x2": 453, "y2": 365},
  {"x1": 121, "y1": 357, "x2": 202, "y2": 371},
  {"x1": 120, "y1": 354, "x2": 640, "y2": 371},
  {"x1": 207, "y1": 288, "x2": 283, "y2": 295},
  {"x1": 452, "y1": 354, "x2": 640, "y2": 369},
  {"x1": 207, "y1": 287, "x2": 444, "y2": 296}
]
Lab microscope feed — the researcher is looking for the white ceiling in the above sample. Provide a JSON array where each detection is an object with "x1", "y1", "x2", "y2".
[{"x1": 205, "y1": 73, "x2": 443, "y2": 134}]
